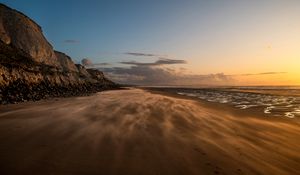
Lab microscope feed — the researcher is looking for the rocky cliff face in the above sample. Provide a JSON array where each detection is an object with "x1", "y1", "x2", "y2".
[
  {"x1": 0, "y1": 4, "x2": 59, "y2": 67},
  {"x1": 0, "y1": 3, "x2": 117, "y2": 104},
  {"x1": 54, "y1": 51, "x2": 78, "y2": 72}
]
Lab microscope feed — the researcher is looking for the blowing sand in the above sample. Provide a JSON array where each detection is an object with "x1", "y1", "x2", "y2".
[{"x1": 0, "y1": 88, "x2": 299, "y2": 175}]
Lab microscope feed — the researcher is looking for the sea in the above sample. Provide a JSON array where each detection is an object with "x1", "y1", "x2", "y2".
[{"x1": 151, "y1": 86, "x2": 300, "y2": 118}]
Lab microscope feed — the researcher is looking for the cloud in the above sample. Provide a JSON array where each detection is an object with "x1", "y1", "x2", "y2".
[
  {"x1": 101, "y1": 67, "x2": 288, "y2": 86},
  {"x1": 93, "y1": 63, "x2": 111, "y2": 66},
  {"x1": 83, "y1": 57, "x2": 284, "y2": 86},
  {"x1": 237, "y1": 72, "x2": 287, "y2": 76},
  {"x1": 258, "y1": 72, "x2": 287, "y2": 75},
  {"x1": 156, "y1": 58, "x2": 187, "y2": 65},
  {"x1": 124, "y1": 52, "x2": 157, "y2": 57},
  {"x1": 120, "y1": 58, "x2": 187, "y2": 66},
  {"x1": 99, "y1": 65, "x2": 234, "y2": 86},
  {"x1": 63, "y1": 40, "x2": 80, "y2": 43}
]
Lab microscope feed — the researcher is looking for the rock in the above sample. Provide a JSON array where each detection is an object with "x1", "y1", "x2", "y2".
[
  {"x1": 54, "y1": 51, "x2": 78, "y2": 72},
  {"x1": 0, "y1": 4, "x2": 60, "y2": 67},
  {"x1": 86, "y1": 69, "x2": 104, "y2": 81},
  {"x1": 75, "y1": 64, "x2": 91, "y2": 78},
  {"x1": 0, "y1": 3, "x2": 118, "y2": 105}
]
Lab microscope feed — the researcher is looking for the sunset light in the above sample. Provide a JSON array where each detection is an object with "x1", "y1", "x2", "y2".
[{"x1": 0, "y1": 1, "x2": 299, "y2": 175}]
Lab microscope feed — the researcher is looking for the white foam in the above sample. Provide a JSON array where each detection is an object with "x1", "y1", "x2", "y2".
[
  {"x1": 236, "y1": 105, "x2": 248, "y2": 109},
  {"x1": 177, "y1": 90, "x2": 299, "y2": 118},
  {"x1": 236, "y1": 104, "x2": 257, "y2": 109},
  {"x1": 285, "y1": 112, "x2": 295, "y2": 118},
  {"x1": 264, "y1": 106, "x2": 274, "y2": 114},
  {"x1": 186, "y1": 93, "x2": 197, "y2": 97}
]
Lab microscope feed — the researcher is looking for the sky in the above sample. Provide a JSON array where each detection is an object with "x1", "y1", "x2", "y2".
[{"x1": 2, "y1": 0, "x2": 300, "y2": 86}]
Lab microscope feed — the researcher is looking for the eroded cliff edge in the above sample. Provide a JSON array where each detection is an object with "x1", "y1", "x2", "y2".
[{"x1": 0, "y1": 3, "x2": 117, "y2": 104}]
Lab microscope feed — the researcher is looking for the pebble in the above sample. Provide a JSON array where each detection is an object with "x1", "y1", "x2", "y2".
[{"x1": 0, "y1": 79, "x2": 119, "y2": 105}]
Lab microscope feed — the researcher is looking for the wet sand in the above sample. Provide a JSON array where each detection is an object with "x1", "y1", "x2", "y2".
[{"x1": 0, "y1": 88, "x2": 299, "y2": 175}]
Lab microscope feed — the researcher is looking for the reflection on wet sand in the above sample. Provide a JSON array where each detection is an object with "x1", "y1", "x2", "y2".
[
  {"x1": 0, "y1": 89, "x2": 299, "y2": 175},
  {"x1": 176, "y1": 88, "x2": 300, "y2": 118}
]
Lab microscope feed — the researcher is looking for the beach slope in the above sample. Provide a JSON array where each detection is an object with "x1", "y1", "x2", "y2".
[{"x1": 0, "y1": 89, "x2": 299, "y2": 175}]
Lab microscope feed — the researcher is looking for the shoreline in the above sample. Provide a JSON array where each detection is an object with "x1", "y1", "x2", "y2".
[
  {"x1": 0, "y1": 88, "x2": 299, "y2": 175},
  {"x1": 143, "y1": 87, "x2": 300, "y2": 124},
  {"x1": 3, "y1": 85, "x2": 299, "y2": 124}
]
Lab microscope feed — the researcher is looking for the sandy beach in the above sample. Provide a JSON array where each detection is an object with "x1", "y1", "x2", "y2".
[{"x1": 0, "y1": 88, "x2": 299, "y2": 175}]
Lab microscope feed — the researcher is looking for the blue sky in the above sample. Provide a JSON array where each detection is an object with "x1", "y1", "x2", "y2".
[
  {"x1": 2, "y1": 0, "x2": 196, "y2": 63},
  {"x1": 1, "y1": 0, "x2": 300, "y2": 85}
]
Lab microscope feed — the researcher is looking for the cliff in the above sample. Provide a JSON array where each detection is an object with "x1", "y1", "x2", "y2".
[{"x1": 0, "y1": 3, "x2": 117, "y2": 104}]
